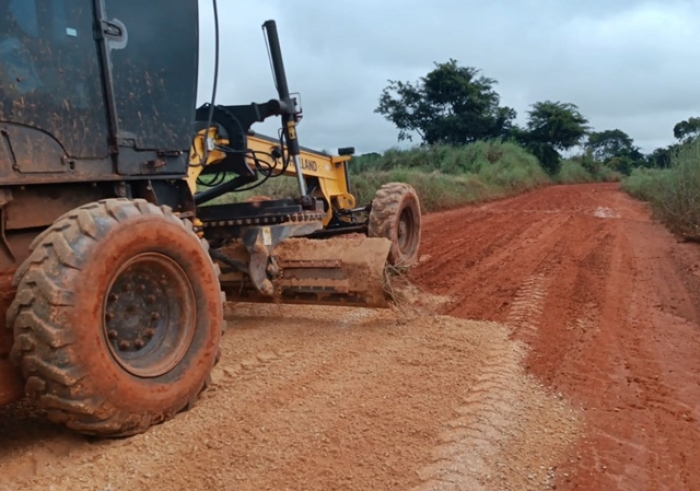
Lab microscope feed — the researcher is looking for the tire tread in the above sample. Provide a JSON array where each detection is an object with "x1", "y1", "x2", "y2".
[
  {"x1": 7, "y1": 198, "x2": 221, "y2": 437},
  {"x1": 368, "y1": 183, "x2": 421, "y2": 267}
]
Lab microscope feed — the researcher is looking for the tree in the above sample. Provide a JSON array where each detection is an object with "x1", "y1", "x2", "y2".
[
  {"x1": 586, "y1": 129, "x2": 635, "y2": 162},
  {"x1": 585, "y1": 129, "x2": 645, "y2": 174},
  {"x1": 375, "y1": 59, "x2": 516, "y2": 146},
  {"x1": 673, "y1": 117, "x2": 700, "y2": 143},
  {"x1": 516, "y1": 101, "x2": 589, "y2": 174},
  {"x1": 646, "y1": 144, "x2": 678, "y2": 168},
  {"x1": 605, "y1": 155, "x2": 636, "y2": 175},
  {"x1": 524, "y1": 101, "x2": 589, "y2": 150}
]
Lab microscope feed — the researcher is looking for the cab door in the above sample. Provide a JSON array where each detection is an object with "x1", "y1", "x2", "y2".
[{"x1": 96, "y1": 0, "x2": 199, "y2": 175}]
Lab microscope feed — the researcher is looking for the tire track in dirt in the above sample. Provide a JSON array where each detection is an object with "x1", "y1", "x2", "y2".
[
  {"x1": 0, "y1": 295, "x2": 582, "y2": 491},
  {"x1": 411, "y1": 329, "x2": 581, "y2": 491},
  {"x1": 522, "y1": 211, "x2": 696, "y2": 491},
  {"x1": 408, "y1": 265, "x2": 577, "y2": 491},
  {"x1": 0, "y1": 304, "x2": 390, "y2": 489},
  {"x1": 505, "y1": 271, "x2": 549, "y2": 343},
  {"x1": 412, "y1": 343, "x2": 526, "y2": 491},
  {"x1": 219, "y1": 307, "x2": 579, "y2": 491},
  {"x1": 528, "y1": 222, "x2": 613, "y2": 389},
  {"x1": 416, "y1": 209, "x2": 536, "y2": 292},
  {"x1": 558, "y1": 220, "x2": 699, "y2": 491},
  {"x1": 411, "y1": 196, "x2": 574, "y2": 324},
  {"x1": 411, "y1": 183, "x2": 700, "y2": 491}
]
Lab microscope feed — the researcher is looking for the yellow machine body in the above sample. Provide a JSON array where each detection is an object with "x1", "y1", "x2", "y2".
[{"x1": 186, "y1": 130, "x2": 356, "y2": 226}]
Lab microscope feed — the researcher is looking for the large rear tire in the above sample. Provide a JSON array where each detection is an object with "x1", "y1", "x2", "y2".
[
  {"x1": 368, "y1": 183, "x2": 421, "y2": 268},
  {"x1": 7, "y1": 198, "x2": 223, "y2": 437}
]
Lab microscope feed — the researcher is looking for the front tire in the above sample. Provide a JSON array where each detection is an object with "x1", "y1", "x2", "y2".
[
  {"x1": 368, "y1": 183, "x2": 421, "y2": 268},
  {"x1": 7, "y1": 198, "x2": 223, "y2": 437}
]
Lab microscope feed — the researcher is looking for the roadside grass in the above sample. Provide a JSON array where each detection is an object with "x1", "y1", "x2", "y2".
[
  {"x1": 198, "y1": 140, "x2": 621, "y2": 213},
  {"x1": 199, "y1": 140, "x2": 553, "y2": 212},
  {"x1": 621, "y1": 139, "x2": 700, "y2": 240},
  {"x1": 620, "y1": 168, "x2": 671, "y2": 202},
  {"x1": 557, "y1": 159, "x2": 623, "y2": 184},
  {"x1": 557, "y1": 160, "x2": 594, "y2": 184}
]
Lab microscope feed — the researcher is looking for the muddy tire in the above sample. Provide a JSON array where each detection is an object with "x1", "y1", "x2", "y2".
[
  {"x1": 368, "y1": 183, "x2": 421, "y2": 268},
  {"x1": 7, "y1": 198, "x2": 223, "y2": 437}
]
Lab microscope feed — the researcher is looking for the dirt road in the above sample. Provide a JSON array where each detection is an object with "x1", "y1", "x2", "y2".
[
  {"x1": 0, "y1": 183, "x2": 698, "y2": 490},
  {"x1": 411, "y1": 183, "x2": 700, "y2": 490}
]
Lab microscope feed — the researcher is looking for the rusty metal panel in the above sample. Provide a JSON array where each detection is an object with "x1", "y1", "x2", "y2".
[
  {"x1": 4, "y1": 183, "x2": 107, "y2": 230},
  {"x1": 0, "y1": 124, "x2": 67, "y2": 174}
]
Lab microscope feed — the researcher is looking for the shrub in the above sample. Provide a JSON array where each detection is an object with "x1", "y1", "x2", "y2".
[
  {"x1": 622, "y1": 139, "x2": 700, "y2": 239},
  {"x1": 620, "y1": 168, "x2": 669, "y2": 202},
  {"x1": 557, "y1": 160, "x2": 594, "y2": 184}
]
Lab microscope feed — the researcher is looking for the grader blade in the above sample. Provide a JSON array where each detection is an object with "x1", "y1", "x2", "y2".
[{"x1": 217, "y1": 235, "x2": 393, "y2": 308}]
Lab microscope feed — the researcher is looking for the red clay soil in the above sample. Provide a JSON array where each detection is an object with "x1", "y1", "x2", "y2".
[
  {"x1": 410, "y1": 182, "x2": 700, "y2": 491},
  {"x1": 0, "y1": 182, "x2": 697, "y2": 491}
]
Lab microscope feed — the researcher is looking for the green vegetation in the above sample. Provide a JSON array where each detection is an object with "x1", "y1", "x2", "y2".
[
  {"x1": 375, "y1": 59, "x2": 590, "y2": 175},
  {"x1": 375, "y1": 59, "x2": 516, "y2": 146},
  {"x1": 621, "y1": 140, "x2": 700, "y2": 240},
  {"x1": 515, "y1": 101, "x2": 590, "y2": 175},
  {"x1": 204, "y1": 58, "x2": 700, "y2": 218},
  {"x1": 375, "y1": 58, "x2": 700, "y2": 180},
  {"x1": 349, "y1": 141, "x2": 551, "y2": 211},
  {"x1": 557, "y1": 160, "x2": 594, "y2": 184},
  {"x1": 674, "y1": 117, "x2": 700, "y2": 144},
  {"x1": 208, "y1": 140, "x2": 619, "y2": 213},
  {"x1": 620, "y1": 168, "x2": 670, "y2": 202},
  {"x1": 557, "y1": 154, "x2": 623, "y2": 184}
]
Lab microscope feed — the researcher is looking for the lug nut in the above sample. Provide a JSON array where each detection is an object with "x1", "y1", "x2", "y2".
[
  {"x1": 108, "y1": 294, "x2": 118, "y2": 302},
  {"x1": 118, "y1": 340, "x2": 130, "y2": 351},
  {"x1": 146, "y1": 294, "x2": 156, "y2": 304},
  {"x1": 134, "y1": 338, "x2": 145, "y2": 349},
  {"x1": 105, "y1": 312, "x2": 114, "y2": 321},
  {"x1": 151, "y1": 312, "x2": 160, "y2": 321},
  {"x1": 143, "y1": 328, "x2": 156, "y2": 339},
  {"x1": 107, "y1": 330, "x2": 118, "y2": 340},
  {"x1": 137, "y1": 284, "x2": 146, "y2": 292}
]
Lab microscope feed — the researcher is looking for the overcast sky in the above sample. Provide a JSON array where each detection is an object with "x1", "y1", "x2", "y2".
[{"x1": 196, "y1": 0, "x2": 700, "y2": 155}]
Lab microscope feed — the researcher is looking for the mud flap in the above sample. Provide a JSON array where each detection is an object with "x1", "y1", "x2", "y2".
[{"x1": 216, "y1": 234, "x2": 392, "y2": 308}]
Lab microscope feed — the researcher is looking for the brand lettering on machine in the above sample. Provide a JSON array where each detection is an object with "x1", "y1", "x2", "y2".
[{"x1": 301, "y1": 158, "x2": 317, "y2": 171}]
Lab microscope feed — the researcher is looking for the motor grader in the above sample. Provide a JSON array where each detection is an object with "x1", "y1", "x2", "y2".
[{"x1": 0, "y1": 1, "x2": 421, "y2": 437}]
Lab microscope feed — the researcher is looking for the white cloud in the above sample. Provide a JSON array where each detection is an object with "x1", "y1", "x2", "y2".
[{"x1": 197, "y1": 0, "x2": 700, "y2": 154}]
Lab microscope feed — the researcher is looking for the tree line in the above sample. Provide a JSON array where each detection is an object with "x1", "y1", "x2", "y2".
[{"x1": 375, "y1": 59, "x2": 699, "y2": 175}]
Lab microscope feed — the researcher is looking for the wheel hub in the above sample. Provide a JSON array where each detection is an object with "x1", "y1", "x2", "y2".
[{"x1": 103, "y1": 253, "x2": 196, "y2": 378}]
